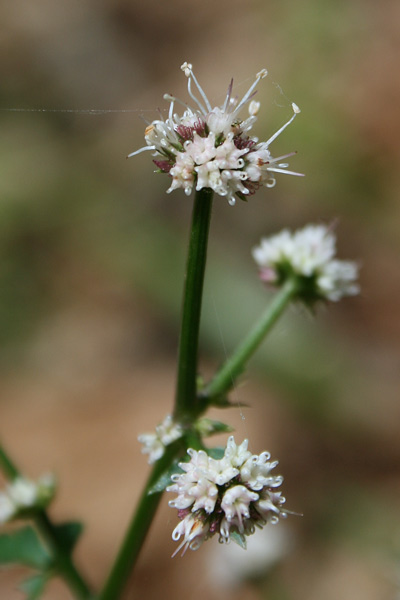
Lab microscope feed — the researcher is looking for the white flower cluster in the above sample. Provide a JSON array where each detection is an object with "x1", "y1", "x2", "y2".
[
  {"x1": 138, "y1": 415, "x2": 183, "y2": 464},
  {"x1": 0, "y1": 474, "x2": 56, "y2": 525},
  {"x1": 252, "y1": 224, "x2": 360, "y2": 301},
  {"x1": 129, "y1": 62, "x2": 302, "y2": 205},
  {"x1": 167, "y1": 436, "x2": 286, "y2": 556}
]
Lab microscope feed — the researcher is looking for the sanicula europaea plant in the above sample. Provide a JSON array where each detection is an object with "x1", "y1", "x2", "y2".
[{"x1": 0, "y1": 61, "x2": 359, "y2": 600}]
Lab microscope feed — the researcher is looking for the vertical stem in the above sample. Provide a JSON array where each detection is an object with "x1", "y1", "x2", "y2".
[
  {"x1": 174, "y1": 188, "x2": 213, "y2": 422},
  {"x1": 100, "y1": 188, "x2": 213, "y2": 599},
  {"x1": 99, "y1": 444, "x2": 180, "y2": 600},
  {"x1": 0, "y1": 444, "x2": 19, "y2": 480}
]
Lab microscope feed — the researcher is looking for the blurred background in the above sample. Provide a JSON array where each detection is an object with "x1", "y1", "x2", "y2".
[{"x1": 1, "y1": 0, "x2": 400, "y2": 598}]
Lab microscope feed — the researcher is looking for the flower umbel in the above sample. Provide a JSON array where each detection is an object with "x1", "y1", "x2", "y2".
[
  {"x1": 252, "y1": 224, "x2": 360, "y2": 302},
  {"x1": 167, "y1": 436, "x2": 286, "y2": 556},
  {"x1": 138, "y1": 415, "x2": 183, "y2": 464},
  {"x1": 0, "y1": 474, "x2": 56, "y2": 524},
  {"x1": 129, "y1": 62, "x2": 302, "y2": 205}
]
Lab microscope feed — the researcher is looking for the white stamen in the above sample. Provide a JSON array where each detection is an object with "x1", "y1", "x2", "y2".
[
  {"x1": 249, "y1": 100, "x2": 260, "y2": 116},
  {"x1": 189, "y1": 70, "x2": 213, "y2": 113},
  {"x1": 267, "y1": 167, "x2": 304, "y2": 176},
  {"x1": 235, "y1": 69, "x2": 268, "y2": 114},
  {"x1": 222, "y1": 79, "x2": 234, "y2": 112},
  {"x1": 163, "y1": 95, "x2": 175, "y2": 120},
  {"x1": 127, "y1": 145, "x2": 156, "y2": 158},
  {"x1": 256, "y1": 69, "x2": 268, "y2": 79},
  {"x1": 264, "y1": 108, "x2": 298, "y2": 147},
  {"x1": 272, "y1": 152, "x2": 297, "y2": 161},
  {"x1": 187, "y1": 76, "x2": 207, "y2": 115},
  {"x1": 180, "y1": 62, "x2": 193, "y2": 77}
]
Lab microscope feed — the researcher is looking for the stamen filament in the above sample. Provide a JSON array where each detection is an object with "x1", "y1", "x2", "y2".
[
  {"x1": 235, "y1": 71, "x2": 267, "y2": 114},
  {"x1": 267, "y1": 167, "x2": 304, "y2": 176},
  {"x1": 127, "y1": 145, "x2": 155, "y2": 158},
  {"x1": 187, "y1": 77, "x2": 207, "y2": 115},
  {"x1": 222, "y1": 79, "x2": 234, "y2": 112},
  {"x1": 190, "y1": 70, "x2": 213, "y2": 113},
  {"x1": 264, "y1": 110, "x2": 298, "y2": 147}
]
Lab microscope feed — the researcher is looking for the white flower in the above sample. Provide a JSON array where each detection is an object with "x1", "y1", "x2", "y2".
[
  {"x1": 129, "y1": 62, "x2": 302, "y2": 205},
  {"x1": 240, "y1": 452, "x2": 283, "y2": 491},
  {"x1": 0, "y1": 474, "x2": 56, "y2": 524},
  {"x1": 223, "y1": 436, "x2": 252, "y2": 468},
  {"x1": 171, "y1": 513, "x2": 210, "y2": 557},
  {"x1": 317, "y1": 259, "x2": 360, "y2": 301},
  {"x1": 138, "y1": 414, "x2": 183, "y2": 464},
  {"x1": 221, "y1": 485, "x2": 259, "y2": 531},
  {"x1": 167, "y1": 436, "x2": 286, "y2": 555},
  {"x1": 252, "y1": 224, "x2": 360, "y2": 302},
  {"x1": 0, "y1": 492, "x2": 15, "y2": 524},
  {"x1": 7, "y1": 477, "x2": 38, "y2": 507}
]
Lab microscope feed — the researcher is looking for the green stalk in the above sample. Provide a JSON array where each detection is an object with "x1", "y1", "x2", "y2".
[
  {"x1": 100, "y1": 188, "x2": 213, "y2": 598},
  {"x1": 0, "y1": 443, "x2": 93, "y2": 599},
  {"x1": 0, "y1": 444, "x2": 19, "y2": 479},
  {"x1": 35, "y1": 511, "x2": 94, "y2": 599},
  {"x1": 99, "y1": 444, "x2": 180, "y2": 600},
  {"x1": 173, "y1": 188, "x2": 213, "y2": 422},
  {"x1": 203, "y1": 277, "x2": 298, "y2": 401}
]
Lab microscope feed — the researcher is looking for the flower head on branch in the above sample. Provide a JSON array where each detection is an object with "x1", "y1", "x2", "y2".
[
  {"x1": 129, "y1": 62, "x2": 302, "y2": 205},
  {"x1": 252, "y1": 224, "x2": 360, "y2": 302},
  {"x1": 0, "y1": 474, "x2": 56, "y2": 524},
  {"x1": 167, "y1": 436, "x2": 286, "y2": 556},
  {"x1": 138, "y1": 415, "x2": 183, "y2": 464}
]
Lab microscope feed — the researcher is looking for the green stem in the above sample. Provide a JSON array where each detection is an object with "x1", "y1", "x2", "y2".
[
  {"x1": 99, "y1": 444, "x2": 180, "y2": 600},
  {"x1": 0, "y1": 444, "x2": 19, "y2": 479},
  {"x1": 203, "y1": 278, "x2": 298, "y2": 401},
  {"x1": 0, "y1": 443, "x2": 93, "y2": 599},
  {"x1": 173, "y1": 188, "x2": 213, "y2": 422},
  {"x1": 100, "y1": 189, "x2": 214, "y2": 599},
  {"x1": 35, "y1": 512, "x2": 93, "y2": 599}
]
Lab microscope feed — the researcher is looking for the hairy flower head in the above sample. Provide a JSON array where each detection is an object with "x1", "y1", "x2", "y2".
[
  {"x1": 252, "y1": 224, "x2": 360, "y2": 302},
  {"x1": 129, "y1": 62, "x2": 302, "y2": 205},
  {"x1": 138, "y1": 415, "x2": 183, "y2": 464},
  {"x1": 167, "y1": 436, "x2": 287, "y2": 555},
  {"x1": 0, "y1": 474, "x2": 56, "y2": 524}
]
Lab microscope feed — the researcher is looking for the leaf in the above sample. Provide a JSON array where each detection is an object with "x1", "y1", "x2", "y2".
[
  {"x1": 195, "y1": 418, "x2": 234, "y2": 437},
  {"x1": 230, "y1": 530, "x2": 247, "y2": 549},
  {"x1": 20, "y1": 573, "x2": 48, "y2": 600},
  {"x1": 147, "y1": 461, "x2": 182, "y2": 495},
  {"x1": 0, "y1": 526, "x2": 51, "y2": 569},
  {"x1": 207, "y1": 447, "x2": 225, "y2": 460},
  {"x1": 210, "y1": 394, "x2": 249, "y2": 409},
  {"x1": 53, "y1": 521, "x2": 84, "y2": 555}
]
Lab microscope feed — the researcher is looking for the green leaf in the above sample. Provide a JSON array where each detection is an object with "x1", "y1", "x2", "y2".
[
  {"x1": 147, "y1": 461, "x2": 182, "y2": 495},
  {"x1": 195, "y1": 417, "x2": 234, "y2": 437},
  {"x1": 207, "y1": 447, "x2": 225, "y2": 460},
  {"x1": 54, "y1": 522, "x2": 83, "y2": 555},
  {"x1": 20, "y1": 573, "x2": 48, "y2": 600},
  {"x1": 210, "y1": 393, "x2": 248, "y2": 409},
  {"x1": 230, "y1": 530, "x2": 247, "y2": 549},
  {"x1": 0, "y1": 526, "x2": 51, "y2": 569}
]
